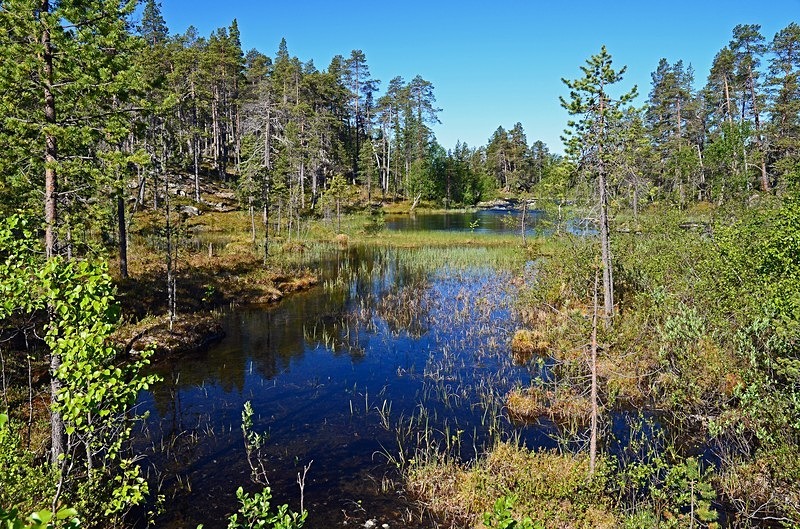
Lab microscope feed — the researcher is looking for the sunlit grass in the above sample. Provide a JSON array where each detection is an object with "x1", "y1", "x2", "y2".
[{"x1": 406, "y1": 440, "x2": 616, "y2": 528}]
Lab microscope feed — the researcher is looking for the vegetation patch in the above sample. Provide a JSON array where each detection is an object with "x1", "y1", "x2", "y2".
[
  {"x1": 407, "y1": 441, "x2": 615, "y2": 528},
  {"x1": 506, "y1": 385, "x2": 594, "y2": 425},
  {"x1": 510, "y1": 328, "x2": 550, "y2": 363}
]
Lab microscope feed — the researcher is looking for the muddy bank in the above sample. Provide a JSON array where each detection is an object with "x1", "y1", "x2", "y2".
[{"x1": 114, "y1": 269, "x2": 318, "y2": 357}]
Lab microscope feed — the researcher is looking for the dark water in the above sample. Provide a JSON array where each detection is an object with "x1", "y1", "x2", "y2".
[
  {"x1": 384, "y1": 209, "x2": 544, "y2": 234},
  {"x1": 135, "y1": 245, "x2": 558, "y2": 528},
  {"x1": 384, "y1": 209, "x2": 596, "y2": 237}
]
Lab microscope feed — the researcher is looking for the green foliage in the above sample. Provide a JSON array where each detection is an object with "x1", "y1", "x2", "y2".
[
  {"x1": 482, "y1": 496, "x2": 541, "y2": 529},
  {"x1": 227, "y1": 487, "x2": 306, "y2": 529},
  {"x1": 241, "y1": 401, "x2": 270, "y2": 485},
  {"x1": 0, "y1": 215, "x2": 40, "y2": 317},
  {"x1": 322, "y1": 175, "x2": 357, "y2": 217},
  {"x1": 0, "y1": 414, "x2": 57, "y2": 516},
  {"x1": 0, "y1": 215, "x2": 160, "y2": 524},
  {"x1": 0, "y1": 0, "x2": 145, "y2": 244},
  {"x1": 39, "y1": 258, "x2": 158, "y2": 519},
  {"x1": 0, "y1": 506, "x2": 81, "y2": 529},
  {"x1": 361, "y1": 208, "x2": 385, "y2": 235},
  {"x1": 612, "y1": 417, "x2": 718, "y2": 528}
]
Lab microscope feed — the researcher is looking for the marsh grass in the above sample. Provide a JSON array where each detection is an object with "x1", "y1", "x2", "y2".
[
  {"x1": 406, "y1": 441, "x2": 616, "y2": 528},
  {"x1": 506, "y1": 384, "x2": 594, "y2": 426},
  {"x1": 510, "y1": 329, "x2": 550, "y2": 363}
]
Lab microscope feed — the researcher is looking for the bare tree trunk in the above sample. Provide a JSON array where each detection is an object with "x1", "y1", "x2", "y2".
[
  {"x1": 723, "y1": 77, "x2": 733, "y2": 124},
  {"x1": 249, "y1": 197, "x2": 256, "y2": 244},
  {"x1": 410, "y1": 193, "x2": 422, "y2": 213},
  {"x1": 599, "y1": 168, "x2": 614, "y2": 323},
  {"x1": 192, "y1": 80, "x2": 201, "y2": 203},
  {"x1": 262, "y1": 199, "x2": 270, "y2": 265},
  {"x1": 43, "y1": 8, "x2": 57, "y2": 260},
  {"x1": 137, "y1": 166, "x2": 146, "y2": 206},
  {"x1": 49, "y1": 351, "x2": 64, "y2": 466},
  {"x1": 589, "y1": 267, "x2": 599, "y2": 475},
  {"x1": 163, "y1": 134, "x2": 175, "y2": 330},
  {"x1": 747, "y1": 71, "x2": 770, "y2": 192},
  {"x1": 117, "y1": 191, "x2": 128, "y2": 279},
  {"x1": 597, "y1": 92, "x2": 614, "y2": 324}
]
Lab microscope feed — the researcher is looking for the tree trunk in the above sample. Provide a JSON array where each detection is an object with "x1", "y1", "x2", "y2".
[
  {"x1": 597, "y1": 93, "x2": 614, "y2": 324},
  {"x1": 723, "y1": 77, "x2": 733, "y2": 124},
  {"x1": 747, "y1": 69, "x2": 770, "y2": 192},
  {"x1": 599, "y1": 167, "x2": 614, "y2": 323},
  {"x1": 249, "y1": 197, "x2": 256, "y2": 244},
  {"x1": 43, "y1": 5, "x2": 57, "y2": 260},
  {"x1": 589, "y1": 267, "x2": 599, "y2": 475},
  {"x1": 117, "y1": 191, "x2": 128, "y2": 279},
  {"x1": 262, "y1": 198, "x2": 270, "y2": 265},
  {"x1": 49, "y1": 352, "x2": 63, "y2": 464},
  {"x1": 163, "y1": 138, "x2": 175, "y2": 330},
  {"x1": 42, "y1": 0, "x2": 65, "y2": 464},
  {"x1": 192, "y1": 80, "x2": 201, "y2": 203}
]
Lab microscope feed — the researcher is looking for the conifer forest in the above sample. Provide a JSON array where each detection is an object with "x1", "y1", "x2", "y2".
[{"x1": 0, "y1": 1, "x2": 799, "y2": 528}]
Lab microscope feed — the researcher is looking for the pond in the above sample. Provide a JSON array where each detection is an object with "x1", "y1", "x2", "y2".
[
  {"x1": 384, "y1": 209, "x2": 544, "y2": 234},
  {"x1": 134, "y1": 234, "x2": 568, "y2": 528},
  {"x1": 383, "y1": 209, "x2": 596, "y2": 236}
]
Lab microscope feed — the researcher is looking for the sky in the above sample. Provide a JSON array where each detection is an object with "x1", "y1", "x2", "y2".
[{"x1": 154, "y1": 0, "x2": 800, "y2": 154}]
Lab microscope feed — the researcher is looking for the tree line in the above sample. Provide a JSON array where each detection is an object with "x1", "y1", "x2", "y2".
[{"x1": 3, "y1": 0, "x2": 798, "y2": 268}]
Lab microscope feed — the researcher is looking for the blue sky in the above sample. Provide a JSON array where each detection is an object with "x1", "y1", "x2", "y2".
[{"x1": 155, "y1": 0, "x2": 799, "y2": 153}]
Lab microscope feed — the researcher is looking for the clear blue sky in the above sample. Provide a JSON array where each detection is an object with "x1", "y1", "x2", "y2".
[{"x1": 154, "y1": 0, "x2": 799, "y2": 153}]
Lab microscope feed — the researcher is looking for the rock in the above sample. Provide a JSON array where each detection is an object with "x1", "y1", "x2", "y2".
[
  {"x1": 363, "y1": 520, "x2": 377, "y2": 529},
  {"x1": 216, "y1": 191, "x2": 236, "y2": 200},
  {"x1": 180, "y1": 205, "x2": 201, "y2": 217},
  {"x1": 213, "y1": 202, "x2": 237, "y2": 212},
  {"x1": 476, "y1": 198, "x2": 514, "y2": 210}
]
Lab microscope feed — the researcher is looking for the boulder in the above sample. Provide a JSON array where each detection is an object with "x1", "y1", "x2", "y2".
[{"x1": 180, "y1": 205, "x2": 201, "y2": 217}]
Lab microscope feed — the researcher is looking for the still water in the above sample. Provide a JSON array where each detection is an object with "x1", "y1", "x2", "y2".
[
  {"x1": 136, "y1": 242, "x2": 553, "y2": 528},
  {"x1": 383, "y1": 209, "x2": 595, "y2": 236},
  {"x1": 384, "y1": 209, "x2": 544, "y2": 234}
]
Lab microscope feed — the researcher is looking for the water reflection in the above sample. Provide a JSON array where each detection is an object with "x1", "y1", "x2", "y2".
[
  {"x1": 384, "y1": 209, "x2": 545, "y2": 234},
  {"x1": 384, "y1": 210, "x2": 597, "y2": 237},
  {"x1": 136, "y1": 246, "x2": 546, "y2": 528}
]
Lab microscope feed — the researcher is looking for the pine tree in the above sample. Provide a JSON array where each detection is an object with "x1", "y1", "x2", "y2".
[
  {"x1": 140, "y1": 0, "x2": 169, "y2": 45},
  {"x1": 730, "y1": 24, "x2": 769, "y2": 191},
  {"x1": 646, "y1": 59, "x2": 702, "y2": 202},
  {"x1": 767, "y1": 22, "x2": 800, "y2": 181},
  {"x1": 561, "y1": 46, "x2": 637, "y2": 323},
  {"x1": 344, "y1": 50, "x2": 377, "y2": 182},
  {"x1": 0, "y1": 0, "x2": 144, "y2": 463}
]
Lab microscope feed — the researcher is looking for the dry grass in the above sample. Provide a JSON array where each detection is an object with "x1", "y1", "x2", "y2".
[
  {"x1": 334, "y1": 233, "x2": 349, "y2": 246},
  {"x1": 110, "y1": 207, "x2": 319, "y2": 355},
  {"x1": 406, "y1": 441, "x2": 615, "y2": 528},
  {"x1": 510, "y1": 329, "x2": 550, "y2": 364},
  {"x1": 506, "y1": 385, "x2": 594, "y2": 426}
]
